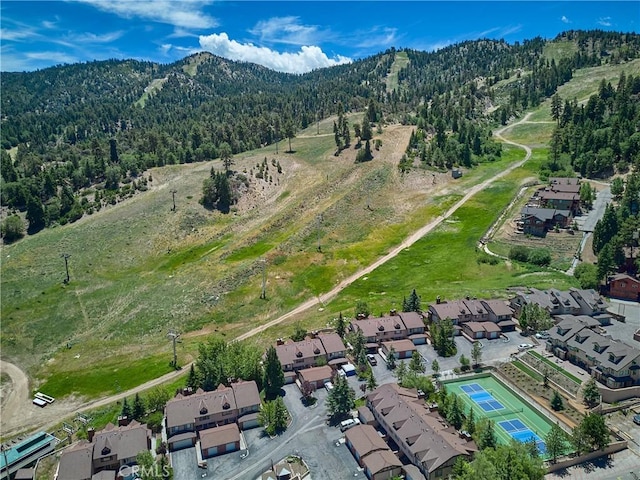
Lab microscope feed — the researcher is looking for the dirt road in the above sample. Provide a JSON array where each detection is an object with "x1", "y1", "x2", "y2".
[{"x1": 1, "y1": 115, "x2": 533, "y2": 436}]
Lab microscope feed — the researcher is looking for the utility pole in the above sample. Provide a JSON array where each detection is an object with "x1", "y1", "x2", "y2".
[
  {"x1": 170, "y1": 189, "x2": 177, "y2": 212},
  {"x1": 316, "y1": 214, "x2": 323, "y2": 252},
  {"x1": 260, "y1": 258, "x2": 267, "y2": 300},
  {"x1": 167, "y1": 329, "x2": 180, "y2": 368},
  {"x1": 61, "y1": 253, "x2": 71, "y2": 284},
  {"x1": 317, "y1": 111, "x2": 320, "y2": 135}
]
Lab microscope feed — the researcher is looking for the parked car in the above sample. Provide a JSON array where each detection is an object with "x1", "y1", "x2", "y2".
[
  {"x1": 324, "y1": 381, "x2": 334, "y2": 392},
  {"x1": 367, "y1": 354, "x2": 377, "y2": 366},
  {"x1": 633, "y1": 414, "x2": 640, "y2": 426},
  {"x1": 518, "y1": 343, "x2": 534, "y2": 351},
  {"x1": 535, "y1": 332, "x2": 550, "y2": 339},
  {"x1": 339, "y1": 418, "x2": 361, "y2": 432}
]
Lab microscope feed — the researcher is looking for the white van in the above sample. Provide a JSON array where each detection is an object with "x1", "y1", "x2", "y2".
[{"x1": 340, "y1": 418, "x2": 361, "y2": 432}]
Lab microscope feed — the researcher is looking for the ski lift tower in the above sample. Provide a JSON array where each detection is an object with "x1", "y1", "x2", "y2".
[{"x1": 167, "y1": 329, "x2": 180, "y2": 368}]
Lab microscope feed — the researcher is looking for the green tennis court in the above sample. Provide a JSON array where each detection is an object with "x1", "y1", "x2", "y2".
[{"x1": 444, "y1": 374, "x2": 554, "y2": 457}]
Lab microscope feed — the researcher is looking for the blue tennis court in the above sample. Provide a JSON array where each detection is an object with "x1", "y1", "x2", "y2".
[
  {"x1": 498, "y1": 419, "x2": 547, "y2": 454},
  {"x1": 460, "y1": 383, "x2": 484, "y2": 394},
  {"x1": 462, "y1": 383, "x2": 505, "y2": 412}
]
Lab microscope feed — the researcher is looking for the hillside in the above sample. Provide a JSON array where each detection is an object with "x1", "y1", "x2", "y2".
[{"x1": 1, "y1": 30, "x2": 640, "y2": 406}]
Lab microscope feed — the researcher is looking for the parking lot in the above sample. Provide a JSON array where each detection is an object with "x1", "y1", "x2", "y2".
[
  {"x1": 171, "y1": 383, "x2": 362, "y2": 480},
  {"x1": 169, "y1": 330, "x2": 555, "y2": 480}
]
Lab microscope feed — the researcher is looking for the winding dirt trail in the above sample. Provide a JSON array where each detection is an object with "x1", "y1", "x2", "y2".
[{"x1": 1, "y1": 115, "x2": 534, "y2": 436}]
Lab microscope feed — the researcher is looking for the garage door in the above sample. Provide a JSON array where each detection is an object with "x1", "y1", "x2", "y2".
[
  {"x1": 225, "y1": 442, "x2": 237, "y2": 453},
  {"x1": 170, "y1": 438, "x2": 194, "y2": 451},
  {"x1": 240, "y1": 418, "x2": 259, "y2": 429}
]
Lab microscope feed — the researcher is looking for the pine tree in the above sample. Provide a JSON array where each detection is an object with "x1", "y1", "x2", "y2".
[
  {"x1": 26, "y1": 195, "x2": 45, "y2": 233},
  {"x1": 545, "y1": 422, "x2": 568, "y2": 463},
  {"x1": 386, "y1": 346, "x2": 397, "y2": 370},
  {"x1": 431, "y1": 358, "x2": 440, "y2": 377},
  {"x1": 550, "y1": 93, "x2": 563, "y2": 123},
  {"x1": 327, "y1": 374, "x2": 355, "y2": 419},
  {"x1": 447, "y1": 395, "x2": 464, "y2": 430},
  {"x1": 186, "y1": 364, "x2": 199, "y2": 389},
  {"x1": 121, "y1": 397, "x2": 132, "y2": 419},
  {"x1": 263, "y1": 345, "x2": 285, "y2": 400},
  {"x1": 273, "y1": 397, "x2": 289, "y2": 433},
  {"x1": 582, "y1": 378, "x2": 600, "y2": 408},
  {"x1": 478, "y1": 419, "x2": 497, "y2": 450},
  {"x1": 219, "y1": 142, "x2": 234, "y2": 174},
  {"x1": 366, "y1": 370, "x2": 378, "y2": 392},
  {"x1": 132, "y1": 393, "x2": 145, "y2": 420},
  {"x1": 335, "y1": 312, "x2": 346, "y2": 338},
  {"x1": 471, "y1": 341, "x2": 482, "y2": 368},
  {"x1": 403, "y1": 289, "x2": 421, "y2": 312},
  {"x1": 465, "y1": 407, "x2": 476, "y2": 435},
  {"x1": 551, "y1": 390, "x2": 564, "y2": 411},
  {"x1": 409, "y1": 351, "x2": 424, "y2": 373}
]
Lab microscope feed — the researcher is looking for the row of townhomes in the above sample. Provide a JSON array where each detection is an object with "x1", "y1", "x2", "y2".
[
  {"x1": 427, "y1": 297, "x2": 516, "y2": 338},
  {"x1": 349, "y1": 383, "x2": 477, "y2": 480},
  {"x1": 56, "y1": 420, "x2": 152, "y2": 480},
  {"x1": 510, "y1": 287, "x2": 640, "y2": 394},
  {"x1": 165, "y1": 380, "x2": 261, "y2": 455},
  {"x1": 518, "y1": 177, "x2": 581, "y2": 237},
  {"x1": 547, "y1": 315, "x2": 640, "y2": 390}
]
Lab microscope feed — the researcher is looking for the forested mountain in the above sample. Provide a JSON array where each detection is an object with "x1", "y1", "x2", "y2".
[{"x1": 2, "y1": 30, "x2": 640, "y2": 239}]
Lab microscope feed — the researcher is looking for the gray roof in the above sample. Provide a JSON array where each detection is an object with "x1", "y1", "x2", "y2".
[
  {"x1": 569, "y1": 329, "x2": 640, "y2": 373},
  {"x1": 549, "y1": 289, "x2": 581, "y2": 310},
  {"x1": 570, "y1": 288, "x2": 609, "y2": 311},
  {"x1": 517, "y1": 288, "x2": 555, "y2": 311},
  {"x1": 556, "y1": 314, "x2": 600, "y2": 328},
  {"x1": 549, "y1": 317, "x2": 587, "y2": 342},
  {"x1": 521, "y1": 207, "x2": 570, "y2": 221},
  {"x1": 57, "y1": 441, "x2": 93, "y2": 480}
]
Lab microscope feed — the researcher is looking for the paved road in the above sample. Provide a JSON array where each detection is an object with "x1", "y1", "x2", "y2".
[
  {"x1": 575, "y1": 187, "x2": 612, "y2": 233},
  {"x1": 1, "y1": 115, "x2": 535, "y2": 436}
]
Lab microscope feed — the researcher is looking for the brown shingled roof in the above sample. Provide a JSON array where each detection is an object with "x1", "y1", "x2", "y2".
[
  {"x1": 275, "y1": 338, "x2": 326, "y2": 366},
  {"x1": 345, "y1": 424, "x2": 388, "y2": 457},
  {"x1": 297, "y1": 365, "x2": 333, "y2": 384},
  {"x1": 199, "y1": 423, "x2": 240, "y2": 451},
  {"x1": 361, "y1": 449, "x2": 402, "y2": 475},
  {"x1": 317, "y1": 333, "x2": 346, "y2": 355}
]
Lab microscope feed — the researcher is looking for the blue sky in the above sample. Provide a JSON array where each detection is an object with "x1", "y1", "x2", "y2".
[{"x1": 1, "y1": 1, "x2": 638, "y2": 73}]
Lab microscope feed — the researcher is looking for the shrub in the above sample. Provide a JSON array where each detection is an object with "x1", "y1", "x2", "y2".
[
  {"x1": 509, "y1": 245, "x2": 530, "y2": 262},
  {"x1": 528, "y1": 248, "x2": 551, "y2": 266},
  {"x1": 1, "y1": 215, "x2": 25, "y2": 243}
]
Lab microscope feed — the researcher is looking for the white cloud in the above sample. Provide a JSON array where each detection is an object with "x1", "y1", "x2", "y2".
[
  {"x1": 355, "y1": 27, "x2": 398, "y2": 49},
  {"x1": 561, "y1": 15, "x2": 571, "y2": 24},
  {"x1": 598, "y1": 16, "x2": 612, "y2": 27},
  {"x1": 75, "y1": 0, "x2": 218, "y2": 29},
  {"x1": 249, "y1": 16, "x2": 323, "y2": 46},
  {"x1": 0, "y1": 46, "x2": 78, "y2": 71},
  {"x1": 199, "y1": 32, "x2": 351, "y2": 74},
  {"x1": 72, "y1": 31, "x2": 125, "y2": 44},
  {"x1": 425, "y1": 40, "x2": 453, "y2": 52},
  {"x1": 0, "y1": 26, "x2": 38, "y2": 42}
]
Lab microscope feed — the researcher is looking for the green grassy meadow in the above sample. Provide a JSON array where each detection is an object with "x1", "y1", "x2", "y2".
[{"x1": 1, "y1": 83, "x2": 596, "y2": 401}]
